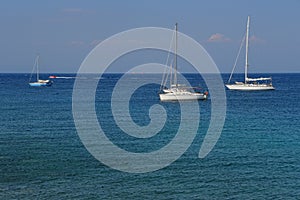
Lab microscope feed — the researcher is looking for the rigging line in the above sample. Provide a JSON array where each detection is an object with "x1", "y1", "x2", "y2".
[
  {"x1": 160, "y1": 25, "x2": 176, "y2": 91},
  {"x1": 163, "y1": 59, "x2": 173, "y2": 88},
  {"x1": 228, "y1": 33, "x2": 246, "y2": 83},
  {"x1": 29, "y1": 55, "x2": 38, "y2": 83}
]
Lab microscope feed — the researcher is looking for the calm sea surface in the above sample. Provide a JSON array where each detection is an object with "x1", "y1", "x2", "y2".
[{"x1": 0, "y1": 73, "x2": 299, "y2": 199}]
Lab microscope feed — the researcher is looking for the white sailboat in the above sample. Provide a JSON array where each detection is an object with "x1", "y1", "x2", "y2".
[
  {"x1": 159, "y1": 23, "x2": 208, "y2": 101},
  {"x1": 29, "y1": 55, "x2": 52, "y2": 87},
  {"x1": 226, "y1": 16, "x2": 274, "y2": 91}
]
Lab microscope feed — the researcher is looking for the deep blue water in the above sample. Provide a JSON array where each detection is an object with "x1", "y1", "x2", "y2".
[{"x1": 0, "y1": 73, "x2": 299, "y2": 199}]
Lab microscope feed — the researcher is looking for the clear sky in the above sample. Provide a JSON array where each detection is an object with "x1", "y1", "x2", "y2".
[{"x1": 0, "y1": 0, "x2": 299, "y2": 73}]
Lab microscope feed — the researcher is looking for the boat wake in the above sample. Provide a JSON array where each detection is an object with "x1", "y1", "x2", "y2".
[{"x1": 49, "y1": 76, "x2": 76, "y2": 79}]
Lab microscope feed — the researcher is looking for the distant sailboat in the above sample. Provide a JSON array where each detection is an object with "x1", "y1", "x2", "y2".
[
  {"x1": 226, "y1": 16, "x2": 274, "y2": 91},
  {"x1": 159, "y1": 23, "x2": 208, "y2": 101},
  {"x1": 29, "y1": 55, "x2": 52, "y2": 87}
]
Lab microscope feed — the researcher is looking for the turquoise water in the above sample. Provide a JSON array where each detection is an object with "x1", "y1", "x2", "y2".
[{"x1": 0, "y1": 73, "x2": 299, "y2": 199}]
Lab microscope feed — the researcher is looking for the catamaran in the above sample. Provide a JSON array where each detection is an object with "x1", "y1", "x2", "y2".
[
  {"x1": 29, "y1": 55, "x2": 52, "y2": 87},
  {"x1": 226, "y1": 16, "x2": 274, "y2": 91},
  {"x1": 159, "y1": 23, "x2": 208, "y2": 101}
]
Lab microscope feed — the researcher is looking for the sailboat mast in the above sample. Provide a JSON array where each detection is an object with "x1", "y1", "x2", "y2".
[
  {"x1": 36, "y1": 55, "x2": 39, "y2": 81},
  {"x1": 245, "y1": 16, "x2": 250, "y2": 83},
  {"x1": 174, "y1": 23, "x2": 178, "y2": 87}
]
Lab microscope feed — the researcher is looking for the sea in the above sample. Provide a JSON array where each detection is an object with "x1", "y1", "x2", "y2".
[{"x1": 0, "y1": 73, "x2": 299, "y2": 199}]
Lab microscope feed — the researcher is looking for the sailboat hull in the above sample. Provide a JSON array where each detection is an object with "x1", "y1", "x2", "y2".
[
  {"x1": 159, "y1": 92, "x2": 207, "y2": 101},
  {"x1": 225, "y1": 83, "x2": 274, "y2": 91},
  {"x1": 29, "y1": 80, "x2": 52, "y2": 87}
]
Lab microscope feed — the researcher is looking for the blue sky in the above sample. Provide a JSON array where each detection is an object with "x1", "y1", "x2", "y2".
[{"x1": 0, "y1": 0, "x2": 299, "y2": 73}]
